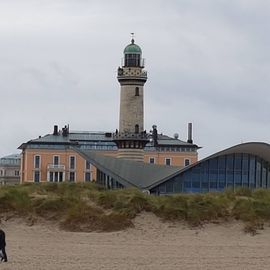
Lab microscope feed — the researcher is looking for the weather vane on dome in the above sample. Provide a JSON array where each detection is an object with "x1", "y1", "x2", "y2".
[{"x1": 131, "y1": 32, "x2": 135, "y2": 44}]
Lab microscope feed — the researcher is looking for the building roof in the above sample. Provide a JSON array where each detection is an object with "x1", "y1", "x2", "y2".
[
  {"x1": 74, "y1": 148, "x2": 180, "y2": 189},
  {"x1": 156, "y1": 134, "x2": 198, "y2": 147},
  {"x1": 19, "y1": 130, "x2": 199, "y2": 150},
  {"x1": 75, "y1": 142, "x2": 270, "y2": 191},
  {"x1": 0, "y1": 154, "x2": 21, "y2": 166}
]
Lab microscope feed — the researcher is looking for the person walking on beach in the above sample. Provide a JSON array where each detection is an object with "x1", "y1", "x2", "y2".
[{"x1": 0, "y1": 229, "x2": 7, "y2": 262}]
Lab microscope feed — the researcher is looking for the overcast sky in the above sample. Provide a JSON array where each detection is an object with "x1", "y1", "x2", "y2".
[{"x1": 0, "y1": 0, "x2": 270, "y2": 159}]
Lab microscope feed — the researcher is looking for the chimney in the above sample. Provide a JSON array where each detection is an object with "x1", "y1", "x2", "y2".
[
  {"x1": 152, "y1": 125, "x2": 158, "y2": 147},
  {"x1": 187, "y1": 123, "x2": 193, "y2": 144},
  {"x1": 53, "y1": 125, "x2": 58, "y2": 136},
  {"x1": 62, "y1": 125, "x2": 69, "y2": 137}
]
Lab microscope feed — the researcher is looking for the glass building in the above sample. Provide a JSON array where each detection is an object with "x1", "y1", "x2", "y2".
[
  {"x1": 150, "y1": 153, "x2": 270, "y2": 194},
  {"x1": 76, "y1": 142, "x2": 270, "y2": 194}
]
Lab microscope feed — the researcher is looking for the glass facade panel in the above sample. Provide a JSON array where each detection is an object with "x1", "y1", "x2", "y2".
[
  {"x1": 158, "y1": 184, "x2": 166, "y2": 194},
  {"x1": 234, "y1": 154, "x2": 242, "y2": 186},
  {"x1": 256, "y1": 159, "x2": 261, "y2": 188},
  {"x1": 242, "y1": 154, "x2": 249, "y2": 186},
  {"x1": 183, "y1": 171, "x2": 192, "y2": 192},
  {"x1": 218, "y1": 157, "x2": 226, "y2": 190},
  {"x1": 262, "y1": 164, "x2": 267, "y2": 188},
  {"x1": 209, "y1": 158, "x2": 218, "y2": 190},
  {"x1": 268, "y1": 168, "x2": 270, "y2": 188},
  {"x1": 201, "y1": 161, "x2": 209, "y2": 192},
  {"x1": 166, "y1": 181, "x2": 173, "y2": 193},
  {"x1": 173, "y1": 175, "x2": 183, "y2": 193},
  {"x1": 226, "y1": 155, "x2": 234, "y2": 188},
  {"x1": 249, "y1": 156, "x2": 256, "y2": 188},
  {"x1": 191, "y1": 168, "x2": 201, "y2": 192}
]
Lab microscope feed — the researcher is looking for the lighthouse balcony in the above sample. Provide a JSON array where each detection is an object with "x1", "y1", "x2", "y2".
[
  {"x1": 113, "y1": 132, "x2": 149, "y2": 150},
  {"x1": 117, "y1": 67, "x2": 147, "y2": 77},
  {"x1": 113, "y1": 131, "x2": 149, "y2": 141}
]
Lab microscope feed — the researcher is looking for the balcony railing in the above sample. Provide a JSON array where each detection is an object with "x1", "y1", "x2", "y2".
[
  {"x1": 113, "y1": 132, "x2": 149, "y2": 141},
  {"x1": 117, "y1": 67, "x2": 147, "y2": 77},
  {"x1": 47, "y1": 164, "x2": 65, "y2": 170}
]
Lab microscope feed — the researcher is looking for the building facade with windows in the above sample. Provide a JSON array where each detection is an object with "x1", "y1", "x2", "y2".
[
  {"x1": 0, "y1": 154, "x2": 21, "y2": 185},
  {"x1": 19, "y1": 126, "x2": 198, "y2": 183}
]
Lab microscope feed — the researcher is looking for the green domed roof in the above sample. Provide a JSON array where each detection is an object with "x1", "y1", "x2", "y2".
[{"x1": 124, "y1": 39, "x2": 142, "y2": 54}]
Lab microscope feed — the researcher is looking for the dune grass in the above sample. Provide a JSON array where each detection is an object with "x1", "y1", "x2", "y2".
[{"x1": 1, "y1": 183, "x2": 270, "y2": 233}]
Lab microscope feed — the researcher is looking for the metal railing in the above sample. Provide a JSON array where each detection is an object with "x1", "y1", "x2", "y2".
[
  {"x1": 117, "y1": 68, "x2": 147, "y2": 77},
  {"x1": 113, "y1": 132, "x2": 149, "y2": 140},
  {"x1": 47, "y1": 164, "x2": 65, "y2": 170}
]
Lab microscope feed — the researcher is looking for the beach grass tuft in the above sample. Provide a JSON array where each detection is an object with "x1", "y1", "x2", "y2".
[{"x1": 1, "y1": 183, "x2": 270, "y2": 233}]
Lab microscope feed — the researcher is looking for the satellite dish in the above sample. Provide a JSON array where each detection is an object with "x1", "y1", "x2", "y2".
[{"x1": 174, "y1": 133, "x2": 179, "y2": 139}]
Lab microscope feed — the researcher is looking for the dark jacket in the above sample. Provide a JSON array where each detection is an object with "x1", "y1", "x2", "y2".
[{"x1": 0, "y1": 229, "x2": 6, "y2": 248}]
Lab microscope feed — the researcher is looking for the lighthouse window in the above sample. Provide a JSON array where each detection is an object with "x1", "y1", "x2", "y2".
[
  {"x1": 135, "y1": 87, "x2": 139, "y2": 96},
  {"x1": 135, "y1": 124, "x2": 139, "y2": 133}
]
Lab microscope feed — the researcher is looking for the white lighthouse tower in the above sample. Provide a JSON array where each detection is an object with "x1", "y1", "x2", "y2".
[{"x1": 113, "y1": 36, "x2": 148, "y2": 161}]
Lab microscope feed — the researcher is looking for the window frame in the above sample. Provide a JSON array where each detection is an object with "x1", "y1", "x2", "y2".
[
  {"x1": 184, "y1": 159, "x2": 191, "y2": 167},
  {"x1": 165, "y1": 158, "x2": 171, "y2": 166},
  {"x1": 69, "y1": 171, "x2": 76, "y2": 182},
  {"x1": 34, "y1": 155, "x2": 41, "y2": 169},
  {"x1": 85, "y1": 160, "x2": 91, "y2": 171},
  {"x1": 53, "y1": 155, "x2": 60, "y2": 165},
  {"x1": 85, "y1": 172, "x2": 91, "y2": 182},
  {"x1": 69, "y1": 156, "x2": 76, "y2": 170},
  {"x1": 33, "y1": 171, "x2": 40, "y2": 182}
]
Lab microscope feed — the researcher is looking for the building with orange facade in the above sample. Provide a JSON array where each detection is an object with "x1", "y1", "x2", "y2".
[
  {"x1": 19, "y1": 125, "x2": 199, "y2": 183},
  {"x1": 19, "y1": 38, "x2": 200, "y2": 184}
]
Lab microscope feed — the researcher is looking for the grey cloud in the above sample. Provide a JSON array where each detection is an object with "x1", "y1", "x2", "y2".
[{"x1": 0, "y1": 0, "x2": 269, "y2": 159}]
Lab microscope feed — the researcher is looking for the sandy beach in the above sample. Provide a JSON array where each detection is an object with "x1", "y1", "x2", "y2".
[{"x1": 1, "y1": 213, "x2": 270, "y2": 270}]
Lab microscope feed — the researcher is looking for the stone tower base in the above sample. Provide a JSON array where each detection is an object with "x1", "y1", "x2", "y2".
[{"x1": 117, "y1": 149, "x2": 144, "y2": 162}]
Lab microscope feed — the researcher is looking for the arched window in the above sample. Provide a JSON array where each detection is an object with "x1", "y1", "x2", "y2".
[
  {"x1": 135, "y1": 124, "x2": 139, "y2": 133},
  {"x1": 135, "y1": 87, "x2": 139, "y2": 96},
  {"x1": 184, "y1": 159, "x2": 190, "y2": 166}
]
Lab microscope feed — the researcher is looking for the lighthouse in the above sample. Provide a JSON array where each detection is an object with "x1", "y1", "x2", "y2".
[{"x1": 113, "y1": 36, "x2": 148, "y2": 161}]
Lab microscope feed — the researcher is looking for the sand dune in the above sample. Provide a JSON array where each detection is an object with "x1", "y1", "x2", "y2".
[{"x1": 1, "y1": 213, "x2": 270, "y2": 270}]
